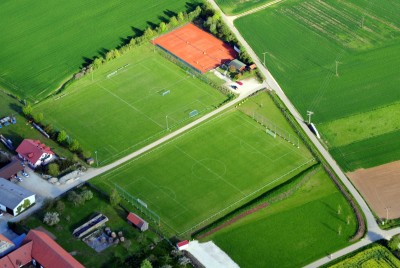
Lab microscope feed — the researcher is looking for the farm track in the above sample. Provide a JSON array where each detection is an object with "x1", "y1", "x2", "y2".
[{"x1": 205, "y1": 0, "x2": 400, "y2": 267}]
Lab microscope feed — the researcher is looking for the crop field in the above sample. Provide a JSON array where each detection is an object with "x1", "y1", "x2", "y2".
[
  {"x1": 327, "y1": 244, "x2": 400, "y2": 268},
  {"x1": 92, "y1": 106, "x2": 314, "y2": 234},
  {"x1": 0, "y1": 0, "x2": 197, "y2": 101},
  {"x1": 35, "y1": 45, "x2": 225, "y2": 165},
  {"x1": 215, "y1": 0, "x2": 272, "y2": 15},
  {"x1": 209, "y1": 167, "x2": 357, "y2": 268},
  {"x1": 235, "y1": 0, "x2": 400, "y2": 170}
]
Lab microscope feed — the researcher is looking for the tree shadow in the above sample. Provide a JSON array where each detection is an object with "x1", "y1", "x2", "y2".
[
  {"x1": 163, "y1": 9, "x2": 177, "y2": 18},
  {"x1": 146, "y1": 21, "x2": 158, "y2": 29},
  {"x1": 81, "y1": 57, "x2": 93, "y2": 67},
  {"x1": 185, "y1": 1, "x2": 198, "y2": 12},
  {"x1": 157, "y1": 15, "x2": 169, "y2": 23},
  {"x1": 8, "y1": 103, "x2": 22, "y2": 114},
  {"x1": 131, "y1": 26, "x2": 144, "y2": 37}
]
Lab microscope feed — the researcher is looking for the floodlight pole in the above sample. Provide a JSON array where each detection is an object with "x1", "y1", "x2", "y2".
[
  {"x1": 307, "y1": 111, "x2": 314, "y2": 124},
  {"x1": 95, "y1": 151, "x2": 98, "y2": 167},
  {"x1": 262, "y1": 52, "x2": 268, "y2": 66},
  {"x1": 166, "y1": 115, "x2": 169, "y2": 131}
]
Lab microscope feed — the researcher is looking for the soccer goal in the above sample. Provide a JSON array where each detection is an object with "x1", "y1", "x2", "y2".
[{"x1": 189, "y1": 110, "x2": 199, "y2": 117}]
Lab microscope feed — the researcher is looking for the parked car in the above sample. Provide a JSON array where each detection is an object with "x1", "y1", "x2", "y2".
[
  {"x1": 236, "y1": 81, "x2": 243, "y2": 85},
  {"x1": 230, "y1": 85, "x2": 238, "y2": 90},
  {"x1": 22, "y1": 171, "x2": 29, "y2": 177},
  {"x1": 16, "y1": 176, "x2": 23, "y2": 182}
]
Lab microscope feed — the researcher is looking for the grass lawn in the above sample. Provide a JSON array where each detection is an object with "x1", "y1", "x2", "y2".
[
  {"x1": 327, "y1": 244, "x2": 400, "y2": 268},
  {"x1": 0, "y1": 91, "x2": 71, "y2": 157},
  {"x1": 92, "y1": 103, "x2": 314, "y2": 235},
  {"x1": 22, "y1": 187, "x2": 163, "y2": 268},
  {"x1": 235, "y1": 0, "x2": 400, "y2": 170},
  {"x1": 209, "y1": 167, "x2": 357, "y2": 268},
  {"x1": 35, "y1": 44, "x2": 226, "y2": 165},
  {"x1": 215, "y1": 0, "x2": 272, "y2": 15},
  {"x1": 0, "y1": 0, "x2": 198, "y2": 101}
]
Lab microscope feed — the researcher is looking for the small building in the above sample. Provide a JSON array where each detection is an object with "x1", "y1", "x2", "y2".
[
  {"x1": 228, "y1": 59, "x2": 246, "y2": 72},
  {"x1": 127, "y1": 212, "x2": 148, "y2": 232},
  {"x1": 16, "y1": 139, "x2": 54, "y2": 168},
  {"x1": 249, "y1": 63, "x2": 257, "y2": 70},
  {"x1": 0, "y1": 229, "x2": 84, "y2": 268},
  {"x1": 0, "y1": 159, "x2": 24, "y2": 180},
  {"x1": 177, "y1": 240, "x2": 189, "y2": 251},
  {"x1": 0, "y1": 177, "x2": 35, "y2": 216}
]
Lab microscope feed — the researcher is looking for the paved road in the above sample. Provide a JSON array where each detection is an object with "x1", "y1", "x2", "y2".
[{"x1": 205, "y1": 0, "x2": 400, "y2": 266}]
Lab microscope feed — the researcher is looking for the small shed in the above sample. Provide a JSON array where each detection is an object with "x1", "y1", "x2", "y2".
[
  {"x1": 177, "y1": 240, "x2": 189, "y2": 251},
  {"x1": 127, "y1": 212, "x2": 148, "y2": 232},
  {"x1": 249, "y1": 63, "x2": 257, "y2": 70},
  {"x1": 228, "y1": 59, "x2": 246, "y2": 72},
  {"x1": 86, "y1": 158, "x2": 95, "y2": 165}
]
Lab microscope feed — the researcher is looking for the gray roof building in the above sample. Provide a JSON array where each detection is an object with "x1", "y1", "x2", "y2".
[{"x1": 0, "y1": 178, "x2": 35, "y2": 216}]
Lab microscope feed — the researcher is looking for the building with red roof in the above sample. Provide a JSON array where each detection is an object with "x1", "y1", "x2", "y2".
[
  {"x1": 0, "y1": 234, "x2": 14, "y2": 257},
  {"x1": 16, "y1": 139, "x2": 54, "y2": 168},
  {"x1": 127, "y1": 212, "x2": 148, "y2": 232},
  {"x1": 177, "y1": 240, "x2": 189, "y2": 250},
  {"x1": 0, "y1": 229, "x2": 84, "y2": 268}
]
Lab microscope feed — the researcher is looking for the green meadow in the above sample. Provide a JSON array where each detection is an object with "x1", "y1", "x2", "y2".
[
  {"x1": 0, "y1": 0, "x2": 198, "y2": 101},
  {"x1": 215, "y1": 0, "x2": 272, "y2": 15},
  {"x1": 235, "y1": 0, "x2": 400, "y2": 170},
  {"x1": 210, "y1": 167, "x2": 357, "y2": 268}
]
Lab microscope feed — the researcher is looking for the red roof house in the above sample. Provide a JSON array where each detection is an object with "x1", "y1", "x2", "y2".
[
  {"x1": 3, "y1": 241, "x2": 32, "y2": 267},
  {"x1": 16, "y1": 139, "x2": 54, "y2": 168},
  {"x1": 25, "y1": 229, "x2": 84, "y2": 268},
  {"x1": 127, "y1": 212, "x2": 149, "y2": 232},
  {"x1": 0, "y1": 229, "x2": 84, "y2": 268}
]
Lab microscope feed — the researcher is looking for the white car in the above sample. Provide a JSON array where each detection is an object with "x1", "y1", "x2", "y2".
[
  {"x1": 22, "y1": 171, "x2": 29, "y2": 177},
  {"x1": 16, "y1": 176, "x2": 23, "y2": 182}
]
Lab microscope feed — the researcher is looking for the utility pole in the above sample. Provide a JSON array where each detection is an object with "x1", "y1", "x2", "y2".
[
  {"x1": 335, "y1": 60, "x2": 342, "y2": 77},
  {"x1": 262, "y1": 52, "x2": 268, "y2": 66},
  {"x1": 385, "y1": 207, "x2": 391, "y2": 222},
  {"x1": 306, "y1": 111, "x2": 314, "y2": 124}
]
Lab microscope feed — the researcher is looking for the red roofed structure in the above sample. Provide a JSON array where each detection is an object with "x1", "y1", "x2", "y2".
[
  {"x1": 177, "y1": 240, "x2": 189, "y2": 250},
  {"x1": 16, "y1": 139, "x2": 54, "y2": 168},
  {"x1": 127, "y1": 212, "x2": 149, "y2": 232},
  {"x1": 0, "y1": 230, "x2": 84, "y2": 268},
  {"x1": 153, "y1": 23, "x2": 237, "y2": 73}
]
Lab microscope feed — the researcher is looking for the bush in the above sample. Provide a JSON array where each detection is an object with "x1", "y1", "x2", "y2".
[
  {"x1": 81, "y1": 190, "x2": 93, "y2": 201},
  {"x1": 55, "y1": 200, "x2": 65, "y2": 213},
  {"x1": 43, "y1": 212, "x2": 60, "y2": 226},
  {"x1": 68, "y1": 191, "x2": 85, "y2": 207},
  {"x1": 47, "y1": 163, "x2": 60, "y2": 177}
]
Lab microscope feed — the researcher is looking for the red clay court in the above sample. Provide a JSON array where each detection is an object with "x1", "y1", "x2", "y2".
[{"x1": 153, "y1": 23, "x2": 237, "y2": 73}]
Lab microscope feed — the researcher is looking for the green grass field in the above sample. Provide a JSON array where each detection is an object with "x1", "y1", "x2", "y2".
[
  {"x1": 235, "y1": 0, "x2": 400, "y2": 170},
  {"x1": 0, "y1": 0, "x2": 198, "y2": 101},
  {"x1": 215, "y1": 0, "x2": 272, "y2": 15},
  {"x1": 92, "y1": 104, "x2": 314, "y2": 234},
  {"x1": 35, "y1": 45, "x2": 226, "y2": 165},
  {"x1": 209, "y1": 167, "x2": 357, "y2": 268},
  {"x1": 327, "y1": 244, "x2": 400, "y2": 268}
]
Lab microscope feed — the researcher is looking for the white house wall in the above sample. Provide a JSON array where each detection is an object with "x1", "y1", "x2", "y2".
[{"x1": 13, "y1": 195, "x2": 36, "y2": 216}]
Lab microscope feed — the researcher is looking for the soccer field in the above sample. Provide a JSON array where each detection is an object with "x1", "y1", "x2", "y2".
[
  {"x1": 35, "y1": 45, "x2": 226, "y2": 165},
  {"x1": 0, "y1": 0, "x2": 197, "y2": 101},
  {"x1": 235, "y1": 0, "x2": 400, "y2": 170},
  {"x1": 93, "y1": 108, "x2": 314, "y2": 234}
]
